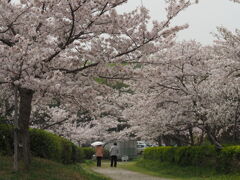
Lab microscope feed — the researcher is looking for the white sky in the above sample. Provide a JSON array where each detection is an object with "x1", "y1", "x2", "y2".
[
  {"x1": 118, "y1": 0, "x2": 240, "y2": 45},
  {"x1": 12, "y1": 0, "x2": 240, "y2": 45}
]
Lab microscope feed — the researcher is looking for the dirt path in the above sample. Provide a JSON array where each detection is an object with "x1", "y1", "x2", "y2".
[{"x1": 92, "y1": 162, "x2": 170, "y2": 180}]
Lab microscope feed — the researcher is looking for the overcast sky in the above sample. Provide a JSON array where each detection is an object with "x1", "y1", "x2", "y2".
[
  {"x1": 118, "y1": 0, "x2": 240, "y2": 45},
  {"x1": 12, "y1": 0, "x2": 240, "y2": 45}
]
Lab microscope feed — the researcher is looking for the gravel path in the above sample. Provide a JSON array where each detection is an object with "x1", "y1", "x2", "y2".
[{"x1": 92, "y1": 163, "x2": 170, "y2": 180}]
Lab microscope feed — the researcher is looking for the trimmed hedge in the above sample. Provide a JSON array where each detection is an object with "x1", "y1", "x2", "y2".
[
  {"x1": 143, "y1": 145, "x2": 240, "y2": 173},
  {"x1": 30, "y1": 128, "x2": 62, "y2": 162},
  {"x1": 82, "y1": 147, "x2": 95, "y2": 159},
  {"x1": 0, "y1": 124, "x2": 85, "y2": 164},
  {"x1": 217, "y1": 146, "x2": 240, "y2": 173}
]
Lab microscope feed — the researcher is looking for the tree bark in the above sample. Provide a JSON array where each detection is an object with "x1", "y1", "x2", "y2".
[
  {"x1": 18, "y1": 88, "x2": 34, "y2": 170},
  {"x1": 197, "y1": 130, "x2": 204, "y2": 145},
  {"x1": 233, "y1": 99, "x2": 240, "y2": 143},
  {"x1": 188, "y1": 127, "x2": 194, "y2": 146},
  {"x1": 205, "y1": 125, "x2": 222, "y2": 150},
  {"x1": 13, "y1": 86, "x2": 19, "y2": 171}
]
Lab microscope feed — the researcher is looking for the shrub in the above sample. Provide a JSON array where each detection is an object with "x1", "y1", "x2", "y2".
[
  {"x1": 103, "y1": 148, "x2": 110, "y2": 159},
  {"x1": 82, "y1": 147, "x2": 95, "y2": 159},
  {"x1": 60, "y1": 138, "x2": 73, "y2": 164},
  {"x1": 161, "y1": 146, "x2": 176, "y2": 162},
  {"x1": 0, "y1": 125, "x2": 86, "y2": 164},
  {"x1": 30, "y1": 129, "x2": 62, "y2": 162},
  {"x1": 143, "y1": 145, "x2": 240, "y2": 173},
  {"x1": 143, "y1": 147, "x2": 161, "y2": 160},
  {"x1": 30, "y1": 129, "x2": 86, "y2": 164},
  {"x1": 217, "y1": 145, "x2": 240, "y2": 173},
  {"x1": 71, "y1": 144, "x2": 79, "y2": 163},
  {"x1": 0, "y1": 124, "x2": 13, "y2": 155},
  {"x1": 143, "y1": 146, "x2": 176, "y2": 162},
  {"x1": 75, "y1": 146, "x2": 85, "y2": 163}
]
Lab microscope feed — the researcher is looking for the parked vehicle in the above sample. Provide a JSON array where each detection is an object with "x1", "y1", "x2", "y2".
[
  {"x1": 137, "y1": 141, "x2": 148, "y2": 154},
  {"x1": 105, "y1": 141, "x2": 137, "y2": 160}
]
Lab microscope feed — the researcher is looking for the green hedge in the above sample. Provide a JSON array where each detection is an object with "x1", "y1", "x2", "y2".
[
  {"x1": 174, "y1": 146, "x2": 216, "y2": 166},
  {"x1": 143, "y1": 145, "x2": 240, "y2": 173},
  {"x1": 217, "y1": 146, "x2": 240, "y2": 173},
  {"x1": 82, "y1": 147, "x2": 95, "y2": 159},
  {"x1": 0, "y1": 124, "x2": 85, "y2": 164},
  {"x1": 0, "y1": 124, "x2": 13, "y2": 155},
  {"x1": 103, "y1": 148, "x2": 110, "y2": 159},
  {"x1": 30, "y1": 129, "x2": 62, "y2": 162}
]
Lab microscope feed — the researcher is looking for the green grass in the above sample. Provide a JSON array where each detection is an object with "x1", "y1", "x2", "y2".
[
  {"x1": 0, "y1": 156, "x2": 109, "y2": 180},
  {"x1": 80, "y1": 160, "x2": 111, "y2": 180},
  {"x1": 118, "y1": 159, "x2": 240, "y2": 180}
]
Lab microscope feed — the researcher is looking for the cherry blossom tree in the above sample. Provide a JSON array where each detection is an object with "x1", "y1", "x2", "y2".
[
  {"x1": 213, "y1": 26, "x2": 240, "y2": 143},
  {"x1": 120, "y1": 41, "x2": 227, "y2": 148},
  {"x1": 121, "y1": 29, "x2": 240, "y2": 148},
  {"x1": 0, "y1": 87, "x2": 14, "y2": 123},
  {"x1": 0, "y1": 0, "x2": 192, "y2": 169},
  {"x1": 31, "y1": 95, "x2": 126, "y2": 145}
]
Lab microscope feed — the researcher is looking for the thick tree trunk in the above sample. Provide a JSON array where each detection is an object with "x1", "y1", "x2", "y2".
[{"x1": 18, "y1": 88, "x2": 34, "y2": 170}]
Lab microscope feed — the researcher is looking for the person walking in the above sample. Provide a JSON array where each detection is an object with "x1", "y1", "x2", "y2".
[
  {"x1": 95, "y1": 145, "x2": 104, "y2": 167},
  {"x1": 110, "y1": 142, "x2": 119, "y2": 167}
]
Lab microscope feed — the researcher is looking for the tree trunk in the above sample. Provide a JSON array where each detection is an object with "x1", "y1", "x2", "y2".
[
  {"x1": 188, "y1": 127, "x2": 194, "y2": 146},
  {"x1": 197, "y1": 130, "x2": 204, "y2": 145},
  {"x1": 18, "y1": 88, "x2": 34, "y2": 170},
  {"x1": 205, "y1": 125, "x2": 222, "y2": 150},
  {"x1": 13, "y1": 86, "x2": 19, "y2": 172},
  {"x1": 233, "y1": 99, "x2": 240, "y2": 143}
]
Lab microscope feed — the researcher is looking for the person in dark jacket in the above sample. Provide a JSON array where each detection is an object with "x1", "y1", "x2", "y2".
[{"x1": 110, "y1": 142, "x2": 119, "y2": 167}]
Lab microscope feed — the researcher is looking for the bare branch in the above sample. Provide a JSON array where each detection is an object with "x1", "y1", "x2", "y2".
[
  {"x1": 51, "y1": 62, "x2": 99, "y2": 74},
  {"x1": 0, "y1": 38, "x2": 15, "y2": 46},
  {"x1": 98, "y1": 75, "x2": 132, "y2": 81}
]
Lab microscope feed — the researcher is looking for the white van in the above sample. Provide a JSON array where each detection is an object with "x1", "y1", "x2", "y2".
[{"x1": 137, "y1": 141, "x2": 147, "y2": 154}]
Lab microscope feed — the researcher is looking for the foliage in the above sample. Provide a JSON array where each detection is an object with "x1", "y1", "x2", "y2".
[
  {"x1": 0, "y1": 0, "x2": 191, "y2": 153},
  {"x1": 0, "y1": 124, "x2": 86, "y2": 164},
  {"x1": 103, "y1": 148, "x2": 110, "y2": 160},
  {"x1": 0, "y1": 0, "x2": 239, "y2": 166},
  {"x1": 120, "y1": 37, "x2": 240, "y2": 147},
  {"x1": 72, "y1": 144, "x2": 85, "y2": 163},
  {"x1": 30, "y1": 128, "x2": 62, "y2": 162},
  {"x1": 174, "y1": 146, "x2": 216, "y2": 166},
  {"x1": 130, "y1": 159, "x2": 240, "y2": 180},
  {"x1": 0, "y1": 155, "x2": 110, "y2": 180},
  {"x1": 217, "y1": 146, "x2": 240, "y2": 173},
  {"x1": 82, "y1": 147, "x2": 95, "y2": 160},
  {"x1": 60, "y1": 138, "x2": 73, "y2": 164},
  {"x1": 143, "y1": 145, "x2": 240, "y2": 173},
  {"x1": 0, "y1": 124, "x2": 13, "y2": 155},
  {"x1": 30, "y1": 128, "x2": 86, "y2": 164}
]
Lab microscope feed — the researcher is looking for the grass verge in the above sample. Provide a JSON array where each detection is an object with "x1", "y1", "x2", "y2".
[
  {"x1": 80, "y1": 160, "x2": 111, "y2": 180},
  {"x1": 0, "y1": 155, "x2": 109, "y2": 180},
  {"x1": 118, "y1": 159, "x2": 240, "y2": 180}
]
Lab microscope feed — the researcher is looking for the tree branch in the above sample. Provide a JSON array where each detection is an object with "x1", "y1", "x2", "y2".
[{"x1": 52, "y1": 62, "x2": 99, "y2": 74}]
